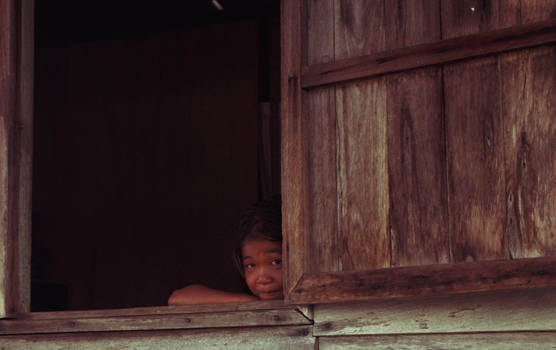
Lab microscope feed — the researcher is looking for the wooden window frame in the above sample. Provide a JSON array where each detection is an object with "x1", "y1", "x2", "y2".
[
  {"x1": 0, "y1": 0, "x2": 313, "y2": 334},
  {"x1": 1, "y1": 0, "x2": 556, "y2": 333},
  {"x1": 281, "y1": 0, "x2": 556, "y2": 305}
]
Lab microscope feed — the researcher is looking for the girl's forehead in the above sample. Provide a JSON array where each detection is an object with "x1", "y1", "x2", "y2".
[{"x1": 241, "y1": 239, "x2": 282, "y2": 257}]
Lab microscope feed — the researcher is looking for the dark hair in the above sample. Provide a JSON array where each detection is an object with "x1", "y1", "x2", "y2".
[{"x1": 232, "y1": 195, "x2": 282, "y2": 277}]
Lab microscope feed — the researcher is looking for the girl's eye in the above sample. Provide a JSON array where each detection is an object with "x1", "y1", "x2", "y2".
[
  {"x1": 272, "y1": 259, "x2": 282, "y2": 266},
  {"x1": 244, "y1": 263, "x2": 255, "y2": 270}
]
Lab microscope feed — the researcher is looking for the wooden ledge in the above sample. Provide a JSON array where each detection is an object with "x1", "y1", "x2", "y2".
[
  {"x1": 301, "y1": 19, "x2": 556, "y2": 88},
  {"x1": 288, "y1": 256, "x2": 556, "y2": 304},
  {"x1": 0, "y1": 301, "x2": 312, "y2": 335}
]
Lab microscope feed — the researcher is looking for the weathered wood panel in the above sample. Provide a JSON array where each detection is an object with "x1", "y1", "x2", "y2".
[
  {"x1": 334, "y1": 0, "x2": 443, "y2": 271},
  {"x1": 336, "y1": 78, "x2": 389, "y2": 271},
  {"x1": 319, "y1": 332, "x2": 556, "y2": 350},
  {"x1": 441, "y1": 0, "x2": 522, "y2": 39},
  {"x1": 304, "y1": 88, "x2": 338, "y2": 273},
  {"x1": 314, "y1": 287, "x2": 556, "y2": 336},
  {"x1": 387, "y1": 67, "x2": 449, "y2": 266},
  {"x1": 0, "y1": 325, "x2": 314, "y2": 350},
  {"x1": 442, "y1": 0, "x2": 556, "y2": 263},
  {"x1": 334, "y1": 0, "x2": 440, "y2": 59},
  {"x1": 0, "y1": 0, "x2": 14, "y2": 318},
  {"x1": 281, "y1": 0, "x2": 306, "y2": 295},
  {"x1": 16, "y1": 0, "x2": 33, "y2": 315},
  {"x1": 444, "y1": 56, "x2": 507, "y2": 262},
  {"x1": 290, "y1": 257, "x2": 556, "y2": 304},
  {"x1": 304, "y1": 0, "x2": 339, "y2": 274},
  {"x1": 0, "y1": 0, "x2": 31, "y2": 318},
  {"x1": 522, "y1": 0, "x2": 556, "y2": 23},
  {"x1": 502, "y1": 45, "x2": 556, "y2": 258},
  {"x1": 0, "y1": 306, "x2": 311, "y2": 335},
  {"x1": 301, "y1": 20, "x2": 556, "y2": 89}
]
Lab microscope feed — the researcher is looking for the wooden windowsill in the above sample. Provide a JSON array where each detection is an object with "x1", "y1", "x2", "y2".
[{"x1": 0, "y1": 300, "x2": 312, "y2": 335}]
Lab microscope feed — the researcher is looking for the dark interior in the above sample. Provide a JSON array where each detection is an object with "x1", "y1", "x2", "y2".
[{"x1": 32, "y1": 0, "x2": 281, "y2": 311}]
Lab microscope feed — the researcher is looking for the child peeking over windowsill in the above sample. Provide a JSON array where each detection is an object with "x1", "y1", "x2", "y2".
[{"x1": 168, "y1": 196, "x2": 283, "y2": 305}]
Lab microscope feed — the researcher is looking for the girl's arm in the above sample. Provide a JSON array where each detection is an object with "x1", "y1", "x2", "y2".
[{"x1": 168, "y1": 284, "x2": 259, "y2": 305}]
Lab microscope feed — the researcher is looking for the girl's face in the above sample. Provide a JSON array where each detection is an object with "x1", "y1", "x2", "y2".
[{"x1": 241, "y1": 239, "x2": 283, "y2": 300}]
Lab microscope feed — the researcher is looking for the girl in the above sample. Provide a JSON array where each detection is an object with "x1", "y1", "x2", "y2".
[{"x1": 168, "y1": 196, "x2": 283, "y2": 305}]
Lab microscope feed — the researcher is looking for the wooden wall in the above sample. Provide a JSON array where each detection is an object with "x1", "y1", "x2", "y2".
[
  {"x1": 300, "y1": 0, "x2": 555, "y2": 272},
  {"x1": 32, "y1": 18, "x2": 280, "y2": 310}
]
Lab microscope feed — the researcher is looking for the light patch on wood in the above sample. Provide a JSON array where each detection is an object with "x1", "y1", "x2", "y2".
[
  {"x1": 502, "y1": 45, "x2": 556, "y2": 258},
  {"x1": 313, "y1": 287, "x2": 556, "y2": 336},
  {"x1": 318, "y1": 332, "x2": 556, "y2": 350},
  {"x1": 444, "y1": 56, "x2": 507, "y2": 262},
  {"x1": 387, "y1": 67, "x2": 449, "y2": 266},
  {"x1": 336, "y1": 79, "x2": 389, "y2": 271}
]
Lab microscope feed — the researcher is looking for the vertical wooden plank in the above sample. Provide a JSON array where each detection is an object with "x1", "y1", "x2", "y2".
[
  {"x1": 443, "y1": 57, "x2": 507, "y2": 262},
  {"x1": 335, "y1": 0, "x2": 440, "y2": 59},
  {"x1": 304, "y1": 0, "x2": 338, "y2": 274},
  {"x1": 335, "y1": 0, "x2": 442, "y2": 269},
  {"x1": 442, "y1": 1, "x2": 555, "y2": 263},
  {"x1": 336, "y1": 79, "x2": 389, "y2": 271},
  {"x1": 0, "y1": 0, "x2": 17, "y2": 318},
  {"x1": 502, "y1": 45, "x2": 556, "y2": 258},
  {"x1": 387, "y1": 67, "x2": 450, "y2": 267},
  {"x1": 16, "y1": 0, "x2": 33, "y2": 314},
  {"x1": 281, "y1": 0, "x2": 305, "y2": 295},
  {"x1": 441, "y1": 0, "x2": 521, "y2": 39},
  {"x1": 521, "y1": 0, "x2": 556, "y2": 23}
]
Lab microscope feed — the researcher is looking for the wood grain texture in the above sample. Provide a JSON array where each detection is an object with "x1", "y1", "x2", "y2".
[
  {"x1": 304, "y1": 0, "x2": 339, "y2": 274},
  {"x1": 7, "y1": 300, "x2": 303, "y2": 319},
  {"x1": 318, "y1": 332, "x2": 556, "y2": 350},
  {"x1": 281, "y1": 0, "x2": 306, "y2": 297},
  {"x1": 502, "y1": 45, "x2": 556, "y2": 258},
  {"x1": 521, "y1": 0, "x2": 556, "y2": 23},
  {"x1": 314, "y1": 287, "x2": 556, "y2": 336},
  {"x1": 305, "y1": 0, "x2": 334, "y2": 66},
  {"x1": 336, "y1": 79, "x2": 389, "y2": 271},
  {"x1": 0, "y1": 325, "x2": 314, "y2": 350},
  {"x1": 289, "y1": 257, "x2": 556, "y2": 304},
  {"x1": 441, "y1": 0, "x2": 522, "y2": 39},
  {"x1": 0, "y1": 0, "x2": 11, "y2": 318},
  {"x1": 305, "y1": 87, "x2": 339, "y2": 273},
  {"x1": 0, "y1": 0, "x2": 17, "y2": 319},
  {"x1": 301, "y1": 20, "x2": 556, "y2": 89},
  {"x1": 0, "y1": 306, "x2": 311, "y2": 335},
  {"x1": 16, "y1": 0, "x2": 33, "y2": 315},
  {"x1": 387, "y1": 67, "x2": 449, "y2": 266},
  {"x1": 334, "y1": 0, "x2": 440, "y2": 59},
  {"x1": 444, "y1": 56, "x2": 507, "y2": 262}
]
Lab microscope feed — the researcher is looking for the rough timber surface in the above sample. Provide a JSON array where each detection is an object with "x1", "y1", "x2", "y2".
[
  {"x1": 304, "y1": 0, "x2": 339, "y2": 274},
  {"x1": 0, "y1": 325, "x2": 314, "y2": 350},
  {"x1": 318, "y1": 332, "x2": 556, "y2": 350},
  {"x1": 313, "y1": 287, "x2": 556, "y2": 336},
  {"x1": 501, "y1": 45, "x2": 556, "y2": 258},
  {"x1": 0, "y1": 302, "x2": 312, "y2": 335}
]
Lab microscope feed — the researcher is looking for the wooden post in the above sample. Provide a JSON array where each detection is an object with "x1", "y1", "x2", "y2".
[{"x1": 0, "y1": 0, "x2": 33, "y2": 317}]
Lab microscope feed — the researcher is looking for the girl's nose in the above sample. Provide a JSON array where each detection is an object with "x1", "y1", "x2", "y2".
[{"x1": 255, "y1": 268, "x2": 272, "y2": 284}]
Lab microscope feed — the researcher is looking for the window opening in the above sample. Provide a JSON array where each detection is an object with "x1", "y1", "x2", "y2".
[{"x1": 32, "y1": 0, "x2": 281, "y2": 311}]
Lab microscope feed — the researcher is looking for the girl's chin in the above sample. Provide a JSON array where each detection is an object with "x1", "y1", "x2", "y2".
[{"x1": 257, "y1": 291, "x2": 283, "y2": 300}]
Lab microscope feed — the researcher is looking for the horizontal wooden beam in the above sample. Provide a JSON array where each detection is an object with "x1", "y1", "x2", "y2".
[
  {"x1": 313, "y1": 287, "x2": 556, "y2": 336},
  {"x1": 301, "y1": 19, "x2": 556, "y2": 89},
  {"x1": 288, "y1": 257, "x2": 556, "y2": 304},
  {"x1": 318, "y1": 332, "x2": 556, "y2": 350},
  {"x1": 0, "y1": 325, "x2": 315, "y2": 349},
  {"x1": 0, "y1": 302, "x2": 312, "y2": 335}
]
